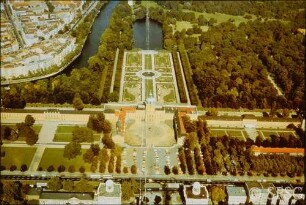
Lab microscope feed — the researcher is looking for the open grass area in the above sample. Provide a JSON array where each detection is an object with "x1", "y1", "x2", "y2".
[
  {"x1": 38, "y1": 148, "x2": 91, "y2": 171},
  {"x1": 1, "y1": 147, "x2": 37, "y2": 169}
]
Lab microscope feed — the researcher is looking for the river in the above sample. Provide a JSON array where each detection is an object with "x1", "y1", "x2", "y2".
[
  {"x1": 63, "y1": 1, "x2": 119, "y2": 74},
  {"x1": 63, "y1": 1, "x2": 163, "y2": 74}
]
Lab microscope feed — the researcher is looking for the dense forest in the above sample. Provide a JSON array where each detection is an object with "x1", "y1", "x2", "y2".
[{"x1": 144, "y1": 1, "x2": 305, "y2": 111}]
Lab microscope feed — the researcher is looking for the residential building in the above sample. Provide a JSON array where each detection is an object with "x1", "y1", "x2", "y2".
[
  {"x1": 250, "y1": 146, "x2": 305, "y2": 156},
  {"x1": 39, "y1": 191, "x2": 95, "y2": 205}
]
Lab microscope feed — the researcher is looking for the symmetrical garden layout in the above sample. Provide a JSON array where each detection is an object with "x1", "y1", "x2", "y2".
[{"x1": 119, "y1": 50, "x2": 180, "y2": 104}]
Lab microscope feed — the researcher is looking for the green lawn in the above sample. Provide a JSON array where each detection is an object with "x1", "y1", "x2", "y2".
[
  {"x1": 154, "y1": 53, "x2": 170, "y2": 67},
  {"x1": 53, "y1": 133, "x2": 101, "y2": 142},
  {"x1": 56, "y1": 125, "x2": 78, "y2": 133},
  {"x1": 210, "y1": 130, "x2": 227, "y2": 137},
  {"x1": 145, "y1": 54, "x2": 152, "y2": 70},
  {"x1": 38, "y1": 148, "x2": 91, "y2": 171},
  {"x1": 125, "y1": 67, "x2": 142, "y2": 72},
  {"x1": 1, "y1": 147, "x2": 37, "y2": 169},
  {"x1": 145, "y1": 79, "x2": 153, "y2": 99},
  {"x1": 227, "y1": 130, "x2": 244, "y2": 137}
]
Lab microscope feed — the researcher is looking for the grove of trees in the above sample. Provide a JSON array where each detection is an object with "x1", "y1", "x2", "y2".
[{"x1": 179, "y1": 116, "x2": 304, "y2": 177}]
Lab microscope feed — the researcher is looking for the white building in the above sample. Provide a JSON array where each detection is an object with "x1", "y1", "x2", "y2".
[
  {"x1": 226, "y1": 186, "x2": 247, "y2": 205},
  {"x1": 183, "y1": 182, "x2": 209, "y2": 205},
  {"x1": 96, "y1": 180, "x2": 122, "y2": 205}
]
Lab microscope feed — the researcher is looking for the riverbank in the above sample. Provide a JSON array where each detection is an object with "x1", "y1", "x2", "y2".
[{"x1": 1, "y1": 1, "x2": 105, "y2": 86}]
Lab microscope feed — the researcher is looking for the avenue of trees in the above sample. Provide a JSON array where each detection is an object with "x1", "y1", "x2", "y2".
[
  {"x1": 178, "y1": 116, "x2": 304, "y2": 177},
  {"x1": 47, "y1": 177, "x2": 93, "y2": 192},
  {"x1": 1, "y1": 115, "x2": 38, "y2": 145}
]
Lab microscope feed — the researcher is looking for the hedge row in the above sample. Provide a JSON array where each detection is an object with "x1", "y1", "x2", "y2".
[
  {"x1": 179, "y1": 49, "x2": 200, "y2": 105},
  {"x1": 113, "y1": 50, "x2": 124, "y2": 94},
  {"x1": 172, "y1": 51, "x2": 188, "y2": 103}
]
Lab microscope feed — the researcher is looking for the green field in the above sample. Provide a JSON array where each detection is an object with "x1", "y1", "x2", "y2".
[
  {"x1": 1, "y1": 147, "x2": 37, "y2": 169},
  {"x1": 38, "y1": 148, "x2": 91, "y2": 171},
  {"x1": 210, "y1": 129, "x2": 227, "y2": 137}
]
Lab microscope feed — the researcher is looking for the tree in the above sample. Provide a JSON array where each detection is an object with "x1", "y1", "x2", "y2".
[
  {"x1": 68, "y1": 165, "x2": 75, "y2": 173},
  {"x1": 72, "y1": 126, "x2": 94, "y2": 143},
  {"x1": 57, "y1": 165, "x2": 65, "y2": 173},
  {"x1": 131, "y1": 165, "x2": 137, "y2": 174},
  {"x1": 73, "y1": 95, "x2": 84, "y2": 111},
  {"x1": 90, "y1": 143, "x2": 101, "y2": 156},
  {"x1": 47, "y1": 165, "x2": 55, "y2": 172},
  {"x1": 172, "y1": 166, "x2": 179, "y2": 175},
  {"x1": 10, "y1": 165, "x2": 17, "y2": 171},
  {"x1": 79, "y1": 166, "x2": 85, "y2": 173},
  {"x1": 121, "y1": 180, "x2": 134, "y2": 201},
  {"x1": 46, "y1": 1, "x2": 55, "y2": 18},
  {"x1": 211, "y1": 186, "x2": 226, "y2": 204},
  {"x1": 83, "y1": 149, "x2": 94, "y2": 163},
  {"x1": 164, "y1": 165, "x2": 171, "y2": 175},
  {"x1": 62, "y1": 180, "x2": 74, "y2": 191},
  {"x1": 25, "y1": 115, "x2": 35, "y2": 126},
  {"x1": 47, "y1": 177, "x2": 62, "y2": 191},
  {"x1": 20, "y1": 164, "x2": 28, "y2": 172},
  {"x1": 63, "y1": 142, "x2": 81, "y2": 159},
  {"x1": 75, "y1": 178, "x2": 93, "y2": 192},
  {"x1": 102, "y1": 135, "x2": 115, "y2": 149},
  {"x1": 154, "y1": 195, "x2": 162, "y2": 205},
  {"x1": 103, "y1": 120, "x2": 112, "y2": 133}
]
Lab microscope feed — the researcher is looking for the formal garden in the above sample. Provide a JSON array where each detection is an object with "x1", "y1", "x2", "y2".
[{"x1": 121, "y1": 50, "x2": 179, "y2": 104}]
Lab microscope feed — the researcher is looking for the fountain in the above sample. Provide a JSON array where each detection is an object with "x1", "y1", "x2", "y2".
[{"x1": 145, "y1": 5, "x2": 150, "y2": 50}]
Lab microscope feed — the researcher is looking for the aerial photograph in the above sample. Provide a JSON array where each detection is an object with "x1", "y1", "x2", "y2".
[{"x1": 0, "y1": 0, "x2": 305, "y2": 204}]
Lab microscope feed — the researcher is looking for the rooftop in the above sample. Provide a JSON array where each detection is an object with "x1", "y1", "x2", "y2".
[
  {"x1": 185, "y1": 185, "x2": 208, "y2": 199},
  {"x1": 226, "y1": 186, "x2": 247, "y2": 197},
  {"x1": 251, "y1": 146, "x2": 305, "y2": 154},
  {"x1": 98, "y1": 183, "x2": 121, "y2": 198},
  {"x1": 40, "y1": 191, "x2": 94, "y2": 200}
]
